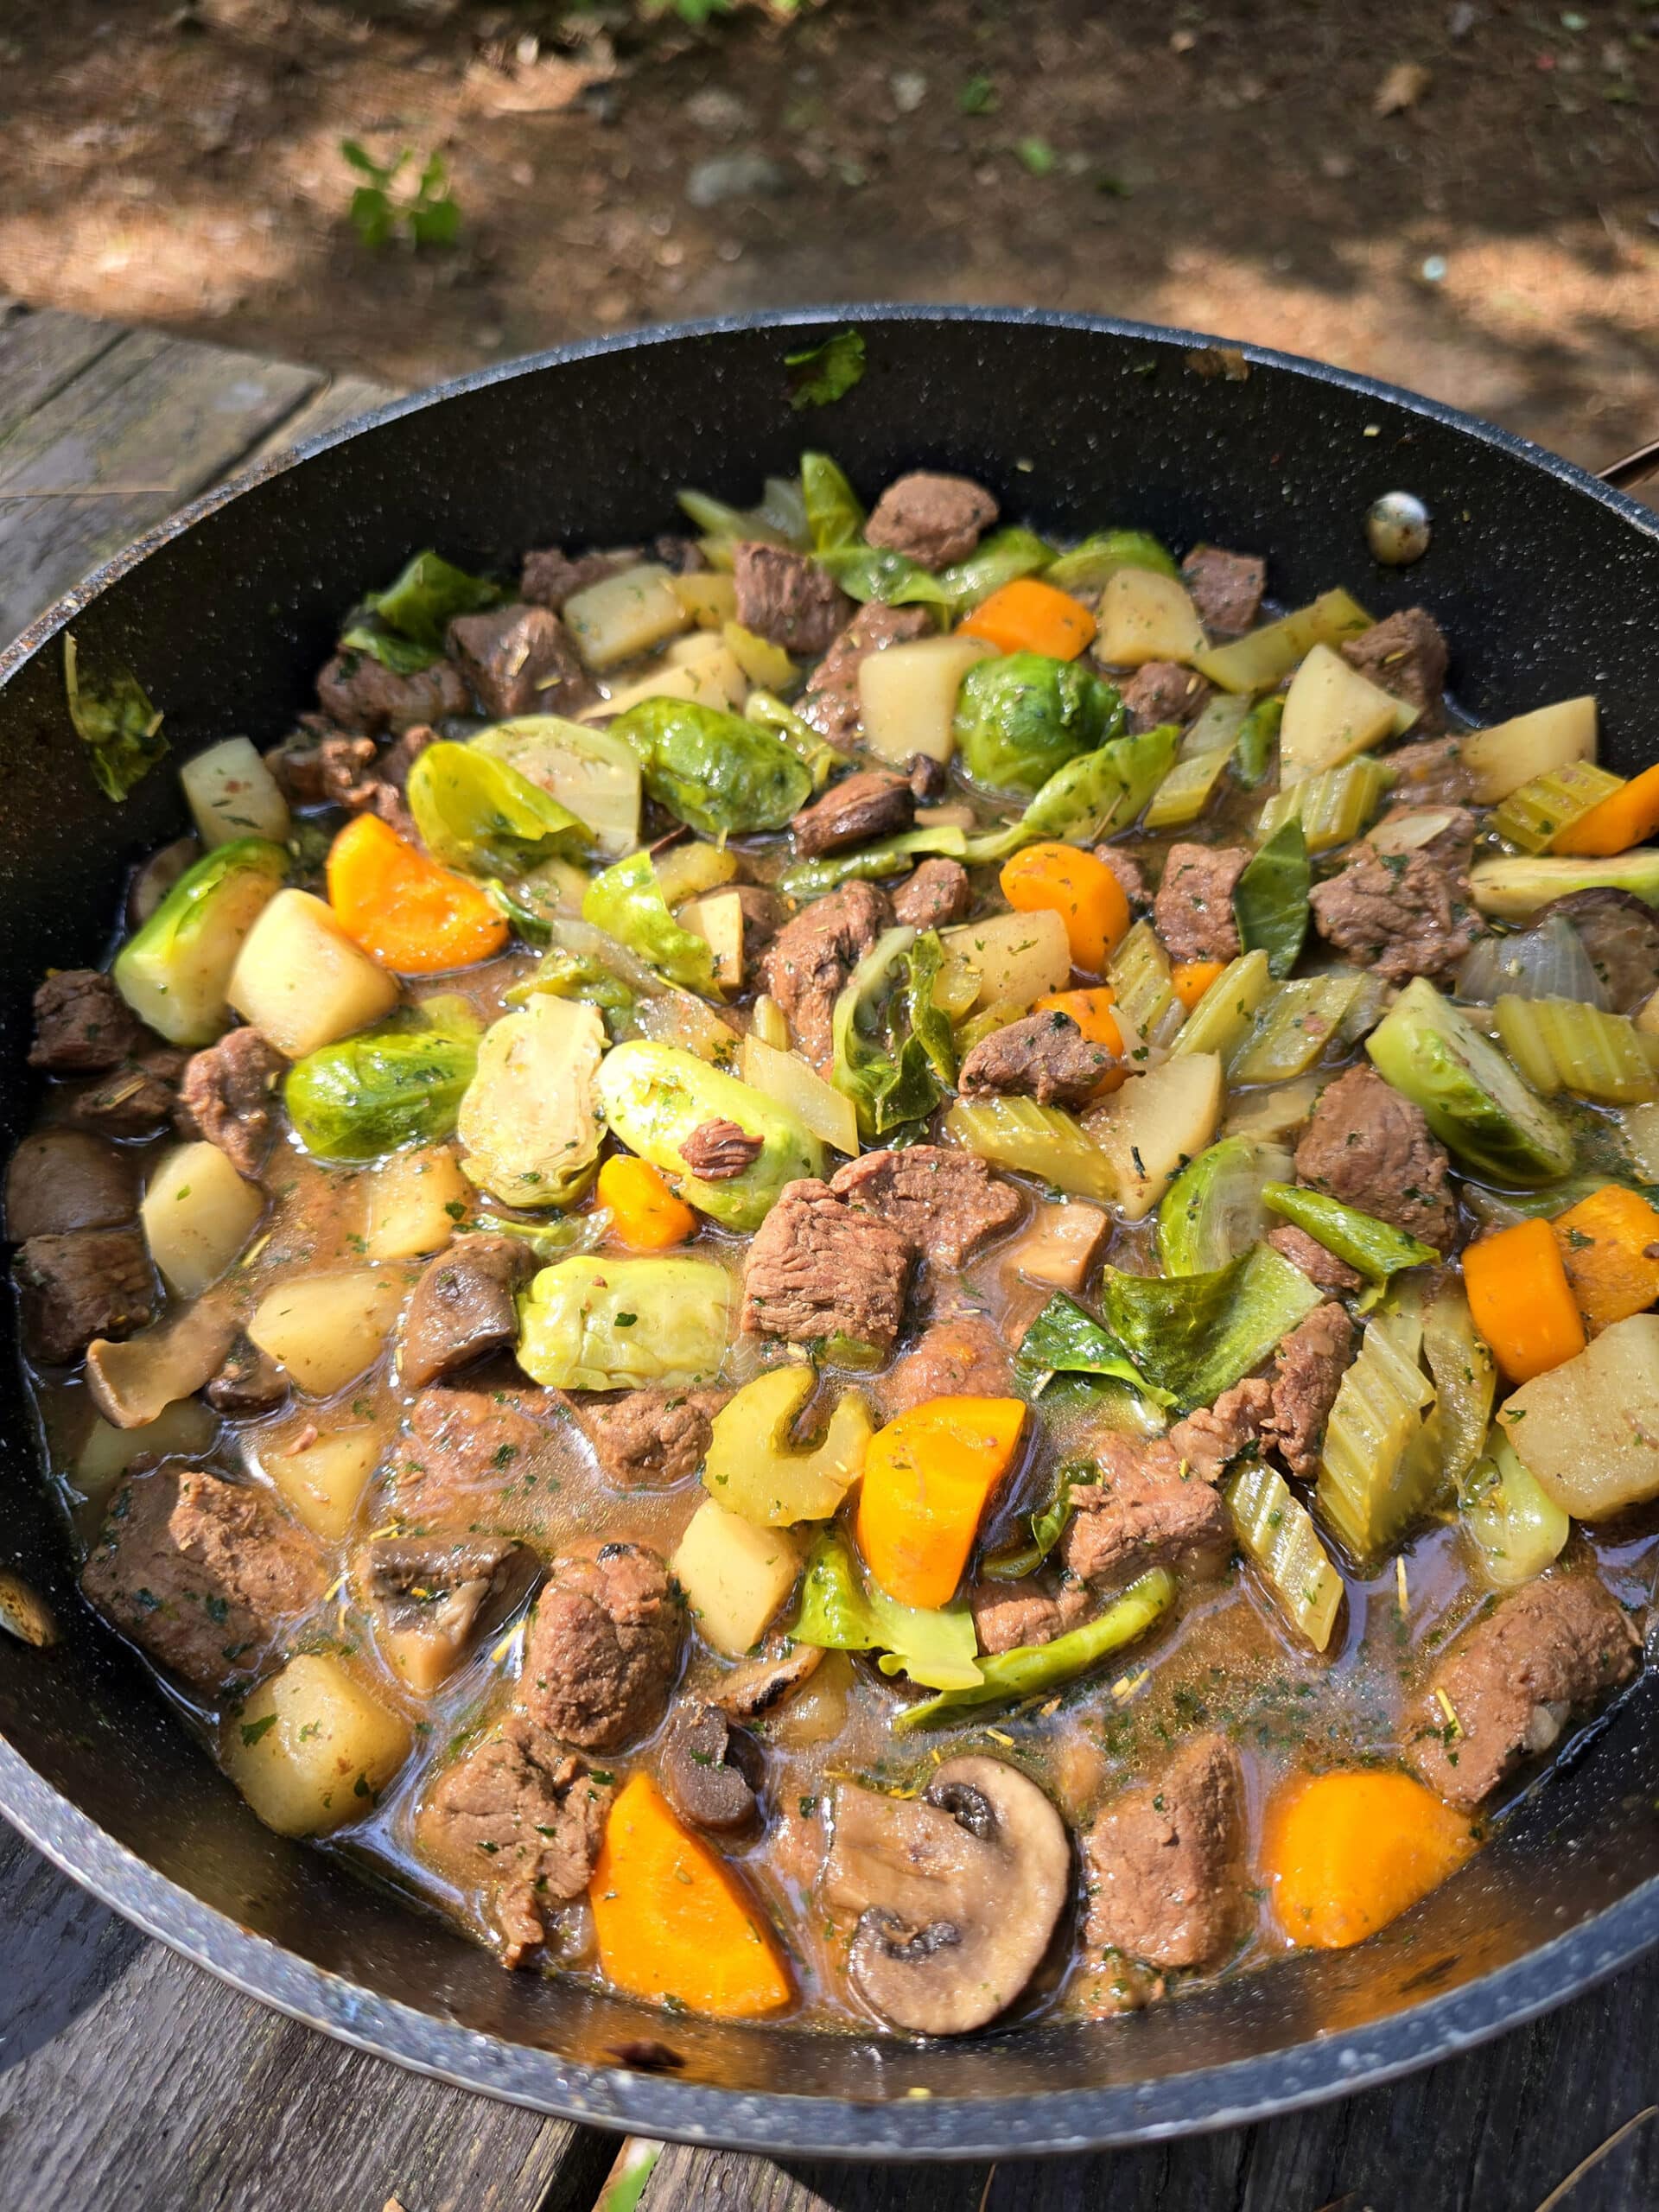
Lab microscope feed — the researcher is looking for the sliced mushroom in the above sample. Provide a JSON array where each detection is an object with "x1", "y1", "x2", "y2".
[
  {"x1": 658, "y1": 1700, "x2": 765, "y2": 1834},
  {"x1": 85, "y1": 1297, "x2": 238, "y2": 1430},
  {"x1": 127, "y1": 834, "x2": 201, "y2": 930},
  {"x1": 354, "y1": 1534, "x2": 537, "y2": 1696},
  {"x1": 398, "y1": 1233, "x2": 537, "y2": 1392},
  {"x1": 822, "y1": 1755, "x2": 1071, "y2": 2036},
  {"x1": 4, "y1": 1131, "x2": 137, "y2": 1241},
  {"x1": 710, "y1": 1637, "x2": 823, "y2": 1721},
  {"x1": 206, "y1": 1333, "x2": 288, "y2": 1416}
]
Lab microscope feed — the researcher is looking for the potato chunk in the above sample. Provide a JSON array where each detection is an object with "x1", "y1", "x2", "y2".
[
  {"x1": 141, "y1": 1141, "x2": 264, "y2": 1297},
  {"x1": 227, "y1": 889, "x2": 399, "y2": 1058},
  {"x1": 1496, "y1": 1313, "x2": 1659, "y2": 1519},
  {"x1": 671, "y1": 1498, "x2": 804, "y2": 1657},
  {"x1": 248, "y1": 1268, "x2": 407, "y2": 1397},
  {"x1": 361, "y1": 1146, "x2": 470, "y2": 1262},
  {"x1": 258, "y1": 1423, "x2": 385, "y2": 1541},
  {"x1": 225, "y1": 1654, "x2": 410, "y2": 1836}
]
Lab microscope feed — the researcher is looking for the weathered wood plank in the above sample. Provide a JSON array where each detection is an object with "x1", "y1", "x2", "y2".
[
  {"x1": 243, "y1": 372, "x2": 401, "y2": 470},
  {"x1": 0, "y1": 305, "x2": 127, "y2": 448}
]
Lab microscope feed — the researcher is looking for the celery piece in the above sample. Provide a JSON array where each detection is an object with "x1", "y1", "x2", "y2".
[
  {"x1": 1365, "y1": 976, "x2": 1575, "y2": 1185},
  {"x1": 1414, "y1": 1277, "x2": 1497, "y2": 1495},
  {"x1": 1101, "y1": 1243, "x2": 1320, "y2": 1408},
  {"x1": 1491, "y1": 761, "x2": 1625, "y2": 855},
  {"x1": 1315, "y1": 1305, "x2": 1437, "y2": 1567},
  {"x1": 1255, "y1": 754, "x2": 1395, "y2": 854},
  {"x1": 1492, "y1": 994, "x2": 1657, "y2": 1106},
  {"x1": 1144, "y1": 744, "x2": 1235, "y2": 831},
  {"x1": 1108, "y1": 918, "x2": 1180, "y2": 1046},
  {"x1": 1459, "y1": 1433, "x2": 1569, "y2": 1589},
  {"x1": 1228, "y1": 972, "x2": 1366, "y2": 1084},
  {"x1": 943, "y1": 1096, "x2": 1119, "y2": 1204},
  {"x1": 1262, "y1": 1182, "x2": 1440, "y2": 1277},
  {"x1": 1160, "y1": 1138, "x2": 1294, "y2": 1274},
  {"x1": 1171, "y1": 949, "x2": 1274, "y2": 1060},
  {"x1": 1224, "y1": 1459, "x2": 1344, "y2": 1652},
  {"x1": 1469, "y1": 849, "x2": 1659, "y2": 921},
  {"x1": 1194, "y1": 588, "x2": 1372, "y2": 695}
]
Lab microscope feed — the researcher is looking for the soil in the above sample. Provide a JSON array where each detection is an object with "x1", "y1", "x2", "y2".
[{"x1": 0, "y1": 0, "x2": 1656, "y2": 490}]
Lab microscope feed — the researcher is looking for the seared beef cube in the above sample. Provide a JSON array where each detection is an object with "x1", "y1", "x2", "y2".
[
  {"x1": 66, "y1": 1044, "x2": 188, "y2": 1139},
  {"x1": 520, "y1": 545, "x2": 640, "y2": 610},
  {"x1": 563, "y1": 1385, "x2": 728, "y2": 1487},
  {"x1": 175, "y1": 1027, "x2": 287, "y2": 1179},
  {"x1": 446, "y1": 603, "x2": 591, "y2": 720},
  {"x1": 1165, "y1": 1380, "x2": 1272, "y2": 1484},
  {"x1": 16, "y1": 1230, "x2": 154, "y2": 1365},
  {"x1": 741, "y1": 1178, "x2": 912, "y2": 1353},
  {"x1": 310, "y1": 724, "x2": 440, "y2": 841},
  {"x1": 791, "y1": 770, "x2": 914, "y2": 858},
  {"x1": 1180, "y1": 545, "x2": 1265, "y2": 638},
  {"x1": 416, "y1": 1713, "x2": 613, "y2": 1968},
  {"x1": 1093, "y1": 846, "x2": 1148, "y2": 906},
  {"x1": 1382, "y1": 736, "x2": 1473, "y2": 808},
  {"x1": 878, "y1": 1315, "x2": 1013, "y2": 1420},
  {"x1": 680, "y1": 1119, "x2": 765, "y2": 1180},
  {"x1": 1265, "y1": 1301, "x2": 1356, "y2": 1480},
  {"x1": 1340, "y1": 607, "x2": 1449, "y2": 725},
  {"x1": 400, "y1": 1384, "x2": 559, "y2": 1518},
  {"x1": 1310, "y1": 810, "x2": 1480, "y2": 983},
  {"x1": 81, "y1": 1466, "x2": 322, "y2": 1690},
  {"x1": 893, "y1": 856, "x2": 973, "y2": 930},
  {"x1": 359, "y1": 1534, "x2": 535, "y2": 1694},
  {"x1": 864, "y1": 472, "x2": 999, "y2": 569},
  {"x1": 800, "y1": 604, "x2": 934, "y2": 749},
  {"x1": 1268, "y1": 1224, "x2": 1364, "y2": 1296},
  {"x1": 1294, "y1": 1065, "x2": 1458, "y2": 1250},
  {"x1": 1408, "y1": 1574, "x2": 1640, "y2": 1811},
  {"x1": 969, "y1": 1576, "x2": 1090, "y2": 1656},
  {"x1": 1535, "y1": 888, "x2": 1659, "y2": 1014},
  {"x1": 400, "y1": 1235, "x2": 537, "y2": 1393},
  {"x1": 958, "y1": 1010, "x2": 1116, "y2": 1110},
  {"x1": 315, "y1": 649, "x2": 469, "y2": 736},
  {"x1": 658, "y1": 1701, "x2": 764, "y2": 1834},
  {"x1": 1153, "y1": 842, "x2": 1249, "y2": 963},
  {"x1": 1061, "y1": 1433, "x2": 1232, "y2": 1587},
  {"x1": 264, "y1": 732, "x2": 332, "y2": 808},
  {"x1": 206, "y1": 1333, "x2": 288, "y2": 1415},
  {"x1": 4, "y1": 1131, "x2": 136, "y2": 1240},
  {"x1": 520, "y1": 1542, "x2": 682, "y2": 1751},
  {"x1": 830, "y1": 1145, "x2": 1022, "y2": 1269},
  {"x1": 732, "y1": 542, "x2": 851, "y2": 656},
  {"x1": 759, "y1": 880, "x2": 892, "y2": 1070},
  {"x1": 30, "y1": 969, "x2": 143, "y2": 1074},
  {"x1": 1121, "y1": 662, "x2": 1213, "y2": 734},
  {"x1": 1084, "y1": 1734, "x2": 1245, "y2": 1969}
]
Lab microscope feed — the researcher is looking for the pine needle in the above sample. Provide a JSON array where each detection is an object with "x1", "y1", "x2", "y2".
[
  {"x1": 977, "y1": 2164, "x2": 1000, "y2": 2212},
  {"x1": 1534, "y1": 2106, "x2": 1658, "y2": 2212}
]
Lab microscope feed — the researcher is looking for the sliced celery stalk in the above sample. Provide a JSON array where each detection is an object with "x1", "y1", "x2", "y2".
[
  {"x1": 1144, "y1": 745, "x2": 1235, "y2": 831},
  {"x1": 1227, "y1": 972, "x2": 1367, "y2": 1084},
  {"x1": 1492, "y1": 994, "x2": 1658, "y2": 1106},
  {"x1": 1172, "y1": 949, "x2": 1274, "y2": 1061},
  {"x1": 1108, "y1": 918, "x2": 1181, "y2": 1046},
  {"x1": 1225, "y1": 1459, "x2": 1344, "y2": 1651},
  {"x1": 1194, "y1": 588, "x2": 1372, "y2": 694},
  {"x1": 1491, "y1": 760, "x2": 1625, "y2": 855},
  {"x1": 1314, "y1": 1306, "x2": 1437, "y2": 1567},
  {"x1": 943, "y1": 1097, "x2": 1118, "y2": 1204},
  {"x1": 1255, "y1": 755, "x2": 1395, "y2": 854}
]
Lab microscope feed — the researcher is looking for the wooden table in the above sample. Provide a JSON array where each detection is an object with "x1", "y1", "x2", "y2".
[{"x1": 4, "y1": 295, "x2": 1659, "y2": 2212}]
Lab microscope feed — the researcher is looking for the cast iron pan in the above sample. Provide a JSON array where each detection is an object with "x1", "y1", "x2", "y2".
[{"x1": 3, "y1": 308, "x2": 1659, "y2": 2159}]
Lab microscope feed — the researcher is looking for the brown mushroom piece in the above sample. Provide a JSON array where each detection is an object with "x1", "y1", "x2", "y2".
[
  {"x1": 354, "y1": 1535, "x2": 538, "y2": 1697},
  {"x1": 3, "y1": 1130, "x2": 137, "y2": 1240},
  {"x1": 85, "y1": 1299, "x2": 238, "y2": 1429},
  {"x1": 822, "y1": 1755, "x2": 1071, "y2": 2035},
  {"x1": 710, "y1": 1637, "x2": 823, "y2": 1721},
  {"x1": 658, "y1": 1700, "x2": 766, "y2": 1834}
]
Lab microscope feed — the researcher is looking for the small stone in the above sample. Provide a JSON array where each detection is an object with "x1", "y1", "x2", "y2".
[
  {"x1": 685, "y1": 153, "x2": 790, "y2": 208},
  {"x1": 890, "y1": 68, "x2": 928, "y2": 114},
  {"x1": 1320, "y1": 150, "x2": 1356, "y2": 179},
  {"x1": 1374, "y1": 60, "x2": 1432, "y2": 115},
  {"x1": 1447, "y1": 3, "x2": 1478, "y2": 35},
  {"x1": 684, "y1": 86, "x2": 753, "y2": 137}
]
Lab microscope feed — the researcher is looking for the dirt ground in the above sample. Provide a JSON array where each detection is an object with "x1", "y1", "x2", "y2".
[{"x1": 1, "y1": 0, "x2": 1656, "y2": 480}]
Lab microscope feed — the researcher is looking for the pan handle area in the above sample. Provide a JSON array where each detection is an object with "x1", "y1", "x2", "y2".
[{"x1": 1600, "y1": 435, "x2": 1659, "y2": 490}]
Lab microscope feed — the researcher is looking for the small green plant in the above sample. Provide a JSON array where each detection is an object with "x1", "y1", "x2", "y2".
[{"x1": 340, "y1": 140, "x2": 461, "y2": 251}]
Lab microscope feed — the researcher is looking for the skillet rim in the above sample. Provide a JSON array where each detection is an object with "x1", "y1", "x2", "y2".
[{"x1": 3, "y1": 303, "x2": 1658, "y2": 2158}]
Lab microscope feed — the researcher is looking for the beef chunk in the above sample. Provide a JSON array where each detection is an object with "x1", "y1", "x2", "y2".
[
  {"x1": 401, "y1": 1384, "x2": 558, "y2": 1516},
  {"x1": 1180, "y1": 546, "x2": 1265, "y2": 638},
  {"x1": 310, "y1": 723, "x2": 440, "y2": 840},
  {"x1": 958, "y1": 1010, "x2": 1117, "y2": 1109},
  {"x1": 520, "y1": 1542, "x2": 682, "y2": 1751},
  {"x1": 969, "y1": 1577, "x2": 1091, "y2": 1656},
  {"x1": 206, "y1": 1333, "x2": 288, "y2": 1415},
  {"x1": 446, "y1": 603, "x2": 591, "y2": 720},
  {"x1": 658, "y1": 1701, "x2": 764, "y2": 1834},
  {"x1": 563, "y1": 1385, "x2": 728, "y2": 1487},
  {"x1": 30, "y1": 969, "x2": 143, "y2": 1073},
  {"x1": 1153, "y1": 842, "x2": 1249, "y2": 963},
  {"x1": 863, "y1": 472, "x2": 999, "y2": 569},
  {"x1": 400, "y1": 1235, "x2": 537, "y2": 1393},
  {"x1": 1311, "y1": 813, "x2": 1480, "y2": 983},
  {"x1": 519, "y1": 545, "x2": 640, "y2": 610},
  {"x1": 680, "y1": 1118, "x2": 765, "y2": 1180},
  {"x1": 712, "y1": 1637, "x2": 823, "y2": 1719},
  {"x1": 1341, "y1": 607, "x2": 1449, "y2": 726},
  {"x1": 830, "y1": 1145, "x2": 1023, "y2": 1269},
  {"x1": 1535, "y1": 888, "x2": 1659, "y2": 1014},
  {"x1": 359, "y1": 1533, "x2": 534, "y2": 1692},
  {"x1": 759, "y1": 880, "x2": 892, "y2": 1069},
  {"x1": 315, "y1": 649, "x2": 469, "y2": 736},
  {"x1": 1093, "y1": 846, "x2": 1148, "y2": 907},
  {"x1": 741, "y1": 1178, "x2": 912, "y2": 1353},
  {"x1": 1062, "y1": 1433, "x2": 1231, "y2": 1587},
  {"x1": 1084, "y1": 1734, "x2": 1245, "y2": 1969},
  {"x1": 892, "y1": 857, "x2": 973, "y2": 930},
  {"x1": 799, "y1": 604, "x2": 934, "y2": 748},
  {"x1": 1166, "y1": 1379, "x2": 1273, "y2": 1484},
  {"x1": 1294, "y1": 1065, "x2": 1458, "y2": 1249},
  {"x1": 66, "y1": 1044, "x2": 188, "y2": 1140},
  {"x1": 878, "y1": 1315, "x2": 1014, "y2": 1419},
  {"x1": 175, "y1": 1027, "x2": 287, "y2": 1179},
  {"x1": 1407, "y1": 1574, "x2": 1640, "y2": 1811},
  {"x1": 16, "y1": 1230, "x2": 154, "y2": 1365},
  {"x1": 791, "y1": 770, "x2": 914, "y2": 858},
  {"x1": 1383, "y1": 736, "x2": 1474, "y2": 808},
  {"x1": 1121, "y1": 662, "x2": 1214, "y2": 734},
  {"x1": 81, "y1": 1467, "x2": 322, "y2": 1690},
  {"x1": 1266, "y1": 1302, "x2": 1356, "y2": 1479},
  {"x1": 416, "y1": 1713, "x2": 612, "y2": 1968},
  {"x1": 4, "y1": 1131, "x2": 135, "y2": 1241},
  {"x1": 732, "y1": 542, "x2": 851, "y2": 656},
  {"x1": 1268, "y1": 1223, "x2": 1364, "y2": 1296}
]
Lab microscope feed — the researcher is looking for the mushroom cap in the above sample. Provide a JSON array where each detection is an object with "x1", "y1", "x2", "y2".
[
  {"x1": 85, "y1": 1299, "x2": 237, "y2": 1430},
  {"x1": 658, "y1": 1700, "x2": 764, "y2": 1834},
  {"x1": 824, "y1": 1754, "x2": 1071, "y2": 2036}
]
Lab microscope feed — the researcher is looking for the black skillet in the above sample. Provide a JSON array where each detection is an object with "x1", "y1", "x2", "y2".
[{"x1": 3, "y1": 308, "x2": 1659, "y2": 2160}]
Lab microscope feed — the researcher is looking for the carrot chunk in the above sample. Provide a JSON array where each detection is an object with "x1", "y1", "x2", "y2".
[
  {"x1": 1463, "y1": 1216, "x2": 1587, "y2": 1383},
  {"x1": 961, "y1": 578, "x2": 1097, "y2": 661},
  {"x1": 597, "y1": 1154, "x2": 697, "y2": 1250},
  {"x1": 326, "y1": 813, "x2": 507, "y2": 975},
  {"x1": 855, "y1": 1395, "x2": 1027, "y2": 1610},
  {"x1": 1172, "y1": 959, "x2": 1228, "y2": 1012},
  {"x1": 1551, "y1": 761, "x2": 1659, "y2": 856},
  {"x1": 1001, "y1": 842, "x2": 1131, "y2": 975},
  {"x1": 1550, "y1": 1183, "x2": 1659, "y2": 1334},
  {"x1": 1264, "y1": 1770, "x2": 1478, "y2": 1950}
]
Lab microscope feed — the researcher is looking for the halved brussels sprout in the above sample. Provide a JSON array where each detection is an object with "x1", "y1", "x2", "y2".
[{"x1": 596, "y1": 1039, "x2": 822, "y2": 1231}]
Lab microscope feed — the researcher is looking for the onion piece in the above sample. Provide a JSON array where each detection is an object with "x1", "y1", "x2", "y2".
[{"x1": 1457, "y1": 916, "x2": 1607, "y2": 1010}]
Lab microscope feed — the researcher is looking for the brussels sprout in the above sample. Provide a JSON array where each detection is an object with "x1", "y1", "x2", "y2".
[
  {"x1": 595, "y1": 1039, "x2": 822, "y2": 1231},
  {"x1": 516, "y1": 1254, "x2": 734, "y2": 1391},
  {"x1": 405, "y1": 741, "x2": 591, "y2": 877},
  {"x1": 962, "y1": 725, "x2": 1179, "y2": 866},
  {"x1": 582, "y1": 850, "x2": 720, "y2": 995},
  {"x1": 608, "y1": 697, "x2": 813, "y2": 838},
  {"x1": 457, "y1": 995, "x2": 607, "y2": 1209},
  {"x1": 1365, "y1": 976, "x2": 1575, "y2": 1185},
  {"x1": 952, "y1": 652, "x2": 1124, "y2": 795},
  {"x1": 285, "y1": 1021, "x2": 479, "y2": 1162},
  {"x1": 1159, "y1": 1137, "x2": 1294, "y2": 1275},
  {"x1": 113, "y1": 836, "x2": 289, "y2": 1046},
  {"x1": 472, "y1": 715, "x2": 641, "y2": 858}
]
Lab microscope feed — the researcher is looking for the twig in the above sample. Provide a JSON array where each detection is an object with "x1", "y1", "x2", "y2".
[
  {"x1": 1534, "y1": 2105, "x2": 1659, "y2": 2212},
  {"x1": 976, "y1": 2164, "x2": 999, "y2": 2212}
]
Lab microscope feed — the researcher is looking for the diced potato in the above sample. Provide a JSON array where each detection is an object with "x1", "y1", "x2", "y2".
[
  {"x1": 915, "y1": 803, "x2": 976, "y2": 830},
  {"x1": 225, "y1": 1654, "x2": 411, "y2": 1837},
  {"x1": 655, "y1": 839, "x2": 741, "y2": 907},
  {"x1": 1096, "y1": 568, "x2": 1208, "y2": 668},
  {"x1": 589, "y1": 646, "x2": 747, "y2": 718},
  {"x1": 1461, "y1": 696, "x2": 1598, "y2": 805},
  {"x1": 722, "y1": 620, "x2": 797, "y2": 693},
  {"x1": 859, "y1": 634, "x2": 996, "y2": 766},
  {"x1": 259, "y1": 1423, "x2": 385, "y2": 1540},
  {"x1": 228, "y1": 889, "x2": 398, "y2": 1058},
  {"x1": 141, "y1": 1141, "x2": 264, "y2": 1298},
  {"x1": 741, "y1": 1032, "x2": 861, "y2": 1154},
  {"x1": 680, "y1": 890, "x2": 747, "y2": 992},
  {"x1": 248, "y1": 1268, "x2": 406, "y2": 1397},
  {"x1": 1007, "y1": 1200, "x2": 1111, "y2": 1295},
  {"x1": 74, "y1": 1398, "x2": 217, "y2": 1503},
  {"x1": 360, "y1": 1145, "x2": 470, "y2": 1261},
  {"x1": 671, "y1": 572, "x2": 739, "y2": 627},
  {"x1": 942, "y1": 907, "x2": 1071, "y2": 1014},
  {"x1": 563, "y1": 563, "x2": 689, "y2": 671},
  {"x1": 1496, "y1": 1313, "x2": 1659, "y2": 1518},
  {"x1": 1086, "y1": 1052, "x2": 1224, "y2": 1221},
  {"x1": 181, "y1": 737, "x2": 291, "y2": 849},
  {"x1": 671, "y1": 1497, "x2": 804, "y2": 1657},
  {"x1": 1279, "y1": 643, "x2": 1408, "y2": 785}
]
